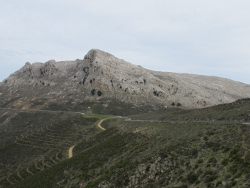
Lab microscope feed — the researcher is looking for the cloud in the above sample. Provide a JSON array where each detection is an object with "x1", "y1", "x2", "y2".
[{"x1": 0, "y1": 0, "x2": 250, "y2": 84}]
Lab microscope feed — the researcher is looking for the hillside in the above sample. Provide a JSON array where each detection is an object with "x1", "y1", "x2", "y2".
[
  {"x1": 0, "y1": 109, "x2": 101, "y2": 179},
  {"x1": 131, "y1": 98, "x2": 250, "y2": 122},
  {"x1": 1, "y1": 49, "x2": 250, "y2": 115},
  {"x1": 0, "y1": 100, "x2": 250, "y2": 188}
]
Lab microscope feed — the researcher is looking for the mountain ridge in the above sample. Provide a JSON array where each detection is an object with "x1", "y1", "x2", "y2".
[{"x1": 1, "y1": 49, "x2": 250, "y2": 112}]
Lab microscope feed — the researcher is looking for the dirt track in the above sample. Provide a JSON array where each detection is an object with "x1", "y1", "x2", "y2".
[
  {"x1": 98, "y1": 118, "x2": 108, "y2": 131},
  {"x1": 68, "y1": 145, "x2": 75, "y2": 158},
  {"x1": 67, "y1": 118, "x2": 108, "y2": 158}
]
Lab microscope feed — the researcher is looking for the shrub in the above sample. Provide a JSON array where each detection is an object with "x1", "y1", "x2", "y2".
[
  {"x1": 197, "y1": 159, "x2": 203, "y2": 163},
  {"x1": 232, "y1": 180, "x2": 237, "y2": 186},
  {"x1": 187, "y1": 172, "x2": 198, "y2": 184},
  {"x1": 221, "y1": 158, "x2": 229, "y2": 166},
  {"x1": 223, "y1": 147, "x2": 230, "y2": 153},
  {"x1": 205, "y1": 169, "x2": 213, "y2": 175},
  {"x1": 216, "y1": 181, "x2": 222, "y2": 186}
]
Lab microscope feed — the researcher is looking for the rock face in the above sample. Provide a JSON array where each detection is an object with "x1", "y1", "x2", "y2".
[{"x1": 1, "y1": 49, "x2": 250, "y2": 112}]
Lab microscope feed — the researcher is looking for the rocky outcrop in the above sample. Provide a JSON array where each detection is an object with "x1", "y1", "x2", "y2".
[{"x1": 1, "y1": 49, "x2": 250, "y2": 110}]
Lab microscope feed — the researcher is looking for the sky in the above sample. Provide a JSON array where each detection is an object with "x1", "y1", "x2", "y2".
[{"x1": 1, "y1": 0, "x2": 250, "y2": 84}]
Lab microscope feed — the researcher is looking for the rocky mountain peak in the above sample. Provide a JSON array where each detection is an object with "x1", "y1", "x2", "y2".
[
  {"x1": 25, "y1": 62, "x2": 31, "y2": 66},
  {"x1": 84, "y1": 49, "x2": 113, "y2": 62},
  {"x1": 45, "y1": 59, "x2": 56, "y2": 65},
  {"x1": 1, "y1": 49, "x2": 250, "y2": 110}
]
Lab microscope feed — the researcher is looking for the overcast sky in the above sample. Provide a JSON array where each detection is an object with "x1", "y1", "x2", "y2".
[{"x1": 1, "y1": 0, "x2": 250, "y2": 84}]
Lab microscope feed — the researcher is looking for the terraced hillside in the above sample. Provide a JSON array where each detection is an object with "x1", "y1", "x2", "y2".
[
  {"x1": 1, "y1": 99, "x2": 250, "y2": 188},
  {"x1": 0, "y1": 110, "x2": 99, "y2": 187},
  {"x1": 3, "y1": 118, "x2": 250, "y2": 188},
  {"x1": 0, "y1": 109, "x2": 79, "y2": 146}
]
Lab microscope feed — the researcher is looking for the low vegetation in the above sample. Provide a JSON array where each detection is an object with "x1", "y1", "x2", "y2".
[
  {"x1": 0, "y1": 98, "x2": 250, "y2": 187},
  {"x1": 0, "y1": 112, "x2": 99, "y2": 185},
  {"x1": 131, "y1": 98, "x2": 250, "y2": 121}
]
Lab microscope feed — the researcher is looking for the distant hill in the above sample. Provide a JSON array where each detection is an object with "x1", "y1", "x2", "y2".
[
  {"x1": 1, "y1": 49, "x2": 250, "y2": 115},
  {"x1": 131, "y1": 98, "x2": 250, "y2": 121}
]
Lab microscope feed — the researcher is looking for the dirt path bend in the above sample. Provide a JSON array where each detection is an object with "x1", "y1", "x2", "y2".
[
  {"x1": 26, "y1": 167, "x2": 34, "y2": 175},
  {"x1": 68, "y1": 145, "x2": 75, "y2": 158},
  {"x1": 68, "y1": 117, "x2": 113, "y2": 158},
  {"x1": 17, "y1": 171, "x2": 23, "y2": 179},
  {"x1": 98, "y1": 118, "x2": 109, "y2": 131},
  {"x1": 7, "y1": 177, "x2": 14, "y2": 185}
]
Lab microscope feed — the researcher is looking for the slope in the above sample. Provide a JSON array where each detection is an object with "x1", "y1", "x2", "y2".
[
  {"x1": 4, "y1": 116, "x2": 250, "y2": 188},
  {"x1": 131, "y1": 98, "x2": 250, "y2": 122},
  {"x1": 0, "y1": 109, "x2": 99, "y2": 181}
]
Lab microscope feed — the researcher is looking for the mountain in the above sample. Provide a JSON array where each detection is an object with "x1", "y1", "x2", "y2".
[
  {"x1": 1, "y1": 49, "x2": 250, "y2": 115},
  {"x1": 1, "y1": 48, "x2": 250, "y2": 187}
]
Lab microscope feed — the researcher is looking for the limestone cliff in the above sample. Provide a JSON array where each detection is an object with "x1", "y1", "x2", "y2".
[{"x1": 1, "y1": 49, "x2": 250, "y2": 112}]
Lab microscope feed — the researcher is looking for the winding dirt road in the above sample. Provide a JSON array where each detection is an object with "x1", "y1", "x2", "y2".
[
  {"x1": 67, "y1": 118, "x2": 109, "y2": 158},
  {"x1": 68, "y1": 145, "x2": 75, "y2": 158},
  {"x1": 98, "y1": 118, "x2": 108, "y2": 131}
]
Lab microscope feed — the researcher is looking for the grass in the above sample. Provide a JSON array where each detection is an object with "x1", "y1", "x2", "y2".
[
  {"x1": 38, "y1": 97, "x2": 157, "y2": 116},
  {"x1": 84, "y1": 113, "x2": 114, "y2": 119}
]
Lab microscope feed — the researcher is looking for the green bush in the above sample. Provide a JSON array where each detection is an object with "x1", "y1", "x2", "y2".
[
  {"x1": 221, "y1": 158, "x2": 229, "y2": 166},
  {"x1": 197, "y1": 159, "x2": 203, "y2": 163},
  {"x1": 216, "y1": 181, "x2": 222, "y2": 186},
  {"x1": 187, "y1": 172, "x2": 198, "y2": 184}
]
